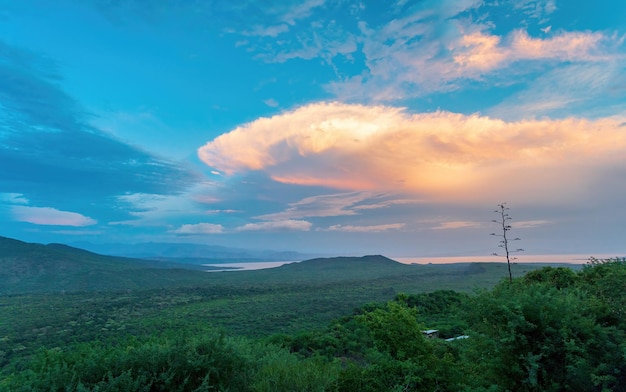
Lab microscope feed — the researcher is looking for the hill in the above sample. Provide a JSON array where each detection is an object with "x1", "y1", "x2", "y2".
[
  {"x1": 289, "y1": 254, "x2": 401, "y2": 269},
  {"x1": 0, "y1": 236, "x2": 582, "y2": 368},
  {"x1": 0, "y1": 236, "x2": 574, "y2": 297},
  {"x1": 0, "y1": 236, "x2": 211, "y2": 295},
  {"x1": 70, "y1": 241, "x2": 314, "y2": 263}
]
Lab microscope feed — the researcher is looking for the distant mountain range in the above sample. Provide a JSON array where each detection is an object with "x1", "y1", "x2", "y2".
[
  {"x1": 69, "y1": 241, "x2": 318, "y2": 263},
  {"x1": 0, "y1": 236, "x2": 217, "y2": 294},
  {"x1": 0, "y1": 236, "x2": 401, "y2": 295},
  {"x1": 3, "y1": 236, "x2": 552, "y2": 296}
]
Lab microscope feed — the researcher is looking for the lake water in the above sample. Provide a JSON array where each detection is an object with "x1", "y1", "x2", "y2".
[
  {"x1": 204, "y1": 261, "x2": 300, "y2": 272},
  {"x1": 203, "y1": 253, "x2": 616, "y2": 272}
]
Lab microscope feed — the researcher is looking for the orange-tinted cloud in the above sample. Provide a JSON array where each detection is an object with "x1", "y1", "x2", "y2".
[
  {"x1": 198, "y1": 102, "x2": 626, "y2": 203},
  {"x1": 454, "y1": 29, "x2": 609, "y2": 72},
  {"x1": 431, "y1": 221, "x2": 482, "y2": 230}
]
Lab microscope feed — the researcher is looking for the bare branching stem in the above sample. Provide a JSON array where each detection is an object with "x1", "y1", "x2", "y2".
[{"x1": 491, "y1": 203, "x2": 524, "y2": 283}]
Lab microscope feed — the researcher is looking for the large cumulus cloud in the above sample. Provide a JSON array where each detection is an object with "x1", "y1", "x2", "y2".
[{"x1": 198, "y1": 102, "x2": 626, "y2": 204}]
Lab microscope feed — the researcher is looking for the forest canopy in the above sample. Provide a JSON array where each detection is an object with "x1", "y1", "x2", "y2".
[{"x1": 2, "y1": 258, "x2": 626, "y2": 391}]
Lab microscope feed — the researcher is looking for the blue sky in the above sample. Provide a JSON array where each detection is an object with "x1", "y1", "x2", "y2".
[{"x1": 1, "y1": 0, "x2": 625, "y2": 258}]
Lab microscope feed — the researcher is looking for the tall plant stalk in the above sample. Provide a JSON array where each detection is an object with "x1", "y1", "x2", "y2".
[{"x1": 491, "y1": 203, "x2": 524, "y2": 283}]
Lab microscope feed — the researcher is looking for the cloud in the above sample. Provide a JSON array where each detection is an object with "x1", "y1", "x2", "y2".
[
  {"x1": 325, "y1": 2, "x2": 622, "y2": 101},
  {"x1": 256, "y1": 192, "x2": 371, "y2": 220},
  {"x1": 0, "y1": 193, "x2": 29, "y2": 205},
  {"x1": 51, "y1": 229, "x2": 105, "y2": 236},
  {"x1": 206, "y1": 209, "x2": 241, "y2": 214},
  {"x1": 256, "y1": 191, "x2": 422, "y2": 222},
  {"x1": 243, "y1": 24, "x2": 290, "y2": 37},
  {"x1": 0, "y1": 39, "x2": 196, "y2": 224},
  {"x1": 12, "y1": 206, "x2": 97, "y2": 226},
  {"x1": 264, "y1": 98, "x2": 279, "y2": 107},
  {"x1": 514, "y1": 220, "x2": 551, "y2": 228},
  {"x1": 279, "y1": 0, "x2": 326, "y2": 25},
  {"x1": 198, "y1": 101, "x2": 626, "y2": 204},
  {"x1": 432, "y1": 221, "x2": 482, "y2": 230},
  {"x1": 235, "y1": 219, "x2": 312, "y2": 232},
  {"x1": 326, "y1": 223, "x2": 405, "y2": 232},
  {"x1": 173, "y1": 223, "x2": 224, "y2": 235},
  {"x1": 109, "y1": 181, "x2": 224, "y2": 227},
  {"x1": 454, "y1": 29, "x2": 611, "y2": 73},
  {"x1": 512, "y1": 0, "x2": 557, "y2": 21},
  {"x1": 488, "y1": 62, "x2": 626, "y2": 119}
]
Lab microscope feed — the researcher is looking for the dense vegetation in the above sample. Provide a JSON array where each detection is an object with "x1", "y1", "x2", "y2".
[{"x1": 1, "y1": 237, "x2": 623, "y2": 391}]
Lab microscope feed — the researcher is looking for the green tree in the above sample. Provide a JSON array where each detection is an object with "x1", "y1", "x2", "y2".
[
  {"x1": 335, "y1": 301, "x2": 461, "y2": 391},
  {"x1": 461, "y1": 281, "x2": 626, "y2": 391},
  {"x1": 522, "y1": 266, "x2": 578, "y2": 289}
]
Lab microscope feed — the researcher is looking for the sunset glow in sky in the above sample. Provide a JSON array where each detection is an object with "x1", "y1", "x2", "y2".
[{"x1": 1, "y1": 0, "x2": 625, "y2": 257}]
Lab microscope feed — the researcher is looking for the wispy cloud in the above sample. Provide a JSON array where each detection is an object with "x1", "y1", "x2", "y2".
[
  {"x1": 235, "y1": 219, "x2": 312, "y2": 232},
  {"x1": 111, "y1": 182, "x2": 220, "y2": 227},
  {"x1": 324, "y1": 2, "x2": 621, "y2": 101},
  {"x1": 2, "y1": 193, "x2": 97, "y2": 227},
  {"x1": 242, "y1": 24, "x2": 290, "y2": 37},
  {"x1": 512, "y1": 0, "x2": 557, "y2": 21},
  {"x1": 256, "y1": 192, "x2": 422, "y2": 224},
  {"x1": 198, "y1": 102, "x2": 626, "y2": 204},
  {"x1": 514, "y1": 220, "x2": 551, "y2": 228},
  {"x1": 279, "y1": 0, "x2": 326, "y2": 25},
  {"x1": 326, "y1": 223, "x2": 405, "y2": 232},
  {"x1": 12, "y1": 206, "x2": 96, "y2": 227},
  {"x1": 51, "y1": 229, "x2": 104, "y2": 236},
  {"x1": 256, "y1": 192, "x2": 372, "y2": 221},
  {"x1": 0, "y1": 193, "x2": 29, "y2": 205},
  {"x1": 263, "y1": 98, "x2": 280, "y2": 107},
  {"x1": 173, "y1": 223, "x2": 224, "y2": 235},
  {"x1": 489, "y1": 62, "x2": 626, "y2": 119},
  {"x1": 206, "y1": 209, "x2": 241, "y2": 214},
  {"x1": 432, "y1": 221, "x2": 482, "y2": 230},
  {"x1": 0, "y1": 39, "x2": 197, "y2": 226},
  {"x1": 454, "y1": 29, "x2": 612, "y2": 73}
]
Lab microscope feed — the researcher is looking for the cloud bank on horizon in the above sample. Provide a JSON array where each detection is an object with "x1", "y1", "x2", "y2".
[{"x1": 0, "y1": 0, "x2": 625, "y2": 256}]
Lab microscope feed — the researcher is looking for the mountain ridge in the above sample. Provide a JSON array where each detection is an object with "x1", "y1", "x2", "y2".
[
  {"x1": 0, "y1": 236, "x2": 212, "y2": 295},
  {"x1": 69, "y1": 241, "x2": 316, "y2": 262}
]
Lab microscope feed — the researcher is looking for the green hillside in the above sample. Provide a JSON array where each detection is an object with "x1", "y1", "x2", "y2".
[
  {"x1": 2, "y1": 235, "x2": 600, "y2": 391},
  {"x1": 0, "y1": 236, "x2": 212, "y2": 294},
  {"x1": 0, "y1": 236, "x2": 563, "y2": 295}
]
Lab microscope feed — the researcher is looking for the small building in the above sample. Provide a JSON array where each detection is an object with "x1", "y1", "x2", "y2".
[{"x1": 422, "y1": 329, "x2": 439, "y2": 339}]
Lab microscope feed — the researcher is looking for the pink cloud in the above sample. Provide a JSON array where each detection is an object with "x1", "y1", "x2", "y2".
[
  {"x1": 514, "y1": 220, "x2": 551, "y2": 228},
  {"x1": 454, "y1": 29, "x2": 609, "y2": 72},
  {"x1": 432, "y1": 221, "x2": 481, "y2": 230},
  {"x1": 326, "y1": 223, "x2": 405, "y2": 232},
  {"x1": 12, "y1": 206, "x2": 97, "y2": 227},
  {"x1": 198, "y1": 102, "x2": 626, "y2": 204}
]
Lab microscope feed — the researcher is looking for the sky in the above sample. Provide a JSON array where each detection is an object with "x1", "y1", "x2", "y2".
[{"x1": 0, "y1": 0, "x2": 625, "y2": 258}]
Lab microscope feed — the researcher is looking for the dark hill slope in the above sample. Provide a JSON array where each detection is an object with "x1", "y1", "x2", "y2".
[
  {"x1": 227, "y1": 255, "x2": 472, "y2": 285},
  {"x1": 0, "y1": 236, "x2": 210, "y2": 294},
  {"x1": 274, "y1": 255, "x2": 409, "y2": 280}
]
